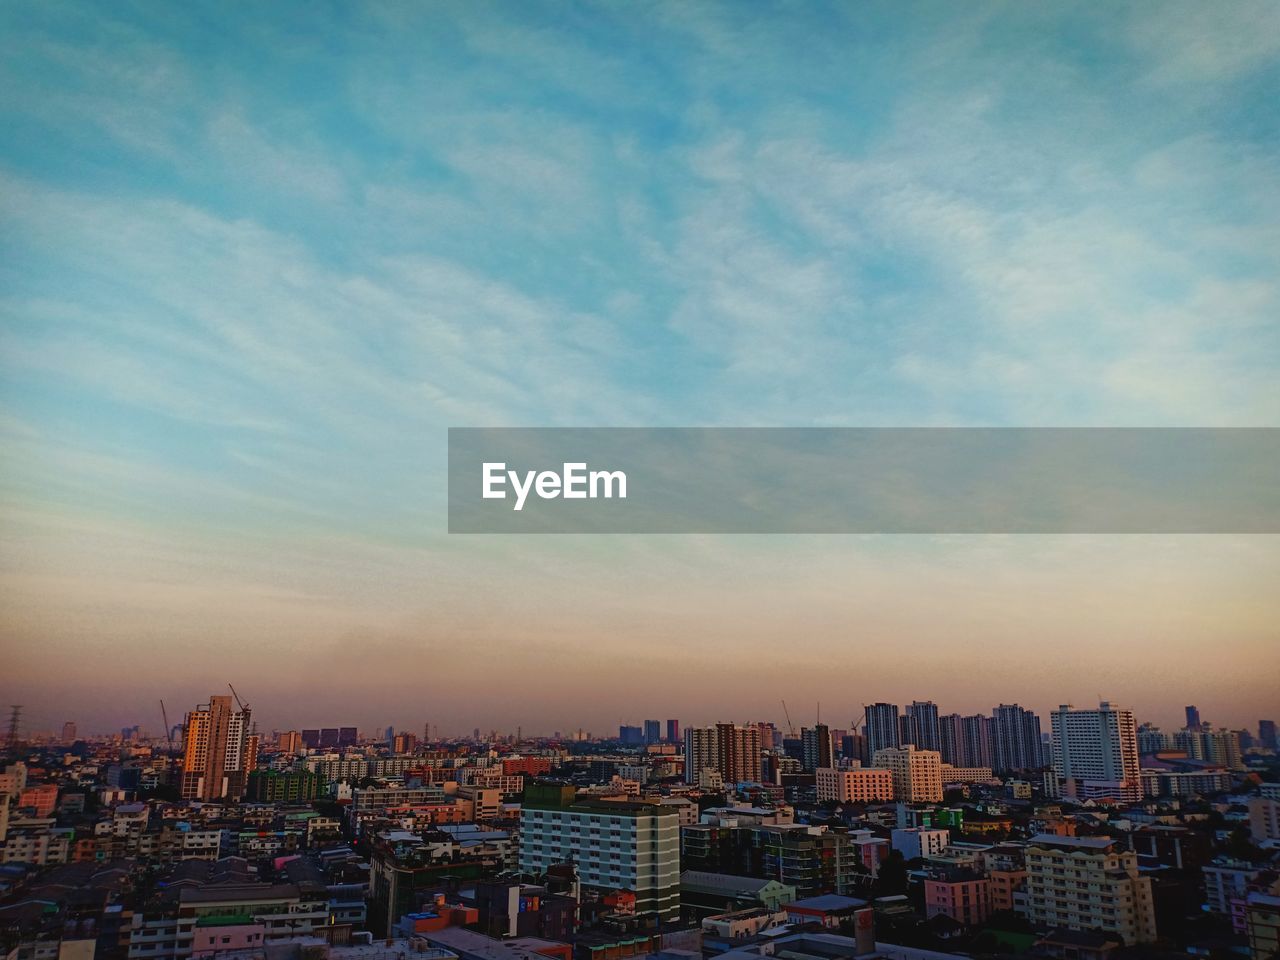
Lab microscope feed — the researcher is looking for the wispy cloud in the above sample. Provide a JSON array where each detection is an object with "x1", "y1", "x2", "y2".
[{"x1": 1, "y1": 1, "x2": 1277, "y2": 732}]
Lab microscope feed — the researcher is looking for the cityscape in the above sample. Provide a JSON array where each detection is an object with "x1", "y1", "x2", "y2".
[
  {"x1": 3, "y1": 4, "x2": 1279, "y2": 960},
  {"x1": 1, "y1": 696, "x2": 1278, "y2": 960}
]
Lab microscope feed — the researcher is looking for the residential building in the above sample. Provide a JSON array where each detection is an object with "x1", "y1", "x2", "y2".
[
  {"x1": 180, "y1": 695, "x2": 258, "y2": 802},
  {"x1": 1025, "y1": 834, "x2": 1156, "y2": 945},
  {"x1": 684, "y1": 724, "x2": 762, "y2": 785},
  {"x1": 1051, "y1": 702, "x2": 1141, "y2": 803},
  {"x1": 872, "y1": 745, "x2": 943, "y2": 803},
  {"x1": 863, "y1": 704, "x2": 900, "y2": 758},
  {"x1": 815, "y1": 767, "x2": 894, "y2": 804},
  {"x1": 905, "y1": 702, "x2": 941, "y2": 753},
  {"x1": 519, "y1": 784, "x2": 680, "y2": 921},
  {"x1": 991, "y1": 704, "x2": 1043, "y2": 774}
]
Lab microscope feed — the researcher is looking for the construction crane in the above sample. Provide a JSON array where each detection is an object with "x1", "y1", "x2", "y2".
[
  {"x1": 160, "y1": 700, "x2": 175, "y2": 752},
  {"x1": 780, "y1": 699, "x2": 796, "y2": 737},
  {"x1": 228, "y1": 683, "x2": 248, "y2": 712}
]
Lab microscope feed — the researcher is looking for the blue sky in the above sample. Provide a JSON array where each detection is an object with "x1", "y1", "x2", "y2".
[{"x1": 1, "y1": 2, "x2": 1278, "y2": 735}]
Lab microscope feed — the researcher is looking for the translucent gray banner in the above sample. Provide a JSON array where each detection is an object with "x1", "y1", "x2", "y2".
[{"x1": 447, "y1": 428, "x2": 1280, "y2": 533}]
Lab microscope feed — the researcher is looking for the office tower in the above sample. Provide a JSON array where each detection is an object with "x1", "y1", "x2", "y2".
[
  {"x1": 906, "y1": 701, "x2": 941, "y2": 752},
  {"x1": 340, "y1": 726, "x2": 358, "y2": 747},
  {"x1": 991, "y1": 704, "x2": 1044, "y2": 773},
  {"x1": 864, "y1": 703, "x2": 900, "y2": 757},
  {"x1": 619, "y1": 724, "x2": 643, "y2": 746},
  {"x1": 301, "y1": 729, "x2": 320, "y2": 749},
  {"x1": 872, "y1": 745, "x2": 944, "y2": 803},
  {"x1": 961, "y1": 714, "x2": 993, "y2": 769},
  {"x1": 60, "y1": 722, "x2": 76, "y2": 743},
  {"x1": 1025, "y1": 835, "x2": 1156, "y2": 944},
  {"x1": 683, "y1": 724, "x2": 762, "y2": 785},
  {"x1": 180, "y1": 694, "x2": 258, "y2": 801},
  {"x1": 1051, "y1": 701, "x2": 1141, "y2": 803},
  {"x1": 520, "y1": 785, "x2": 680, "y2": 920},
  {"x1": 644, "y1": 720, "x2": 661, "y2": 744},
  {"x1": 801, "y1": 724, "x2": 832, "y2": 772},
  {"x1": 666, "y1": 719, "x2": 680, "y2": 744},
  {"x1": 939, "y1": 714, "x2": 964, "y2": 765},
  {"x1": 1184, "y1": 705, "x2": 1201, "y2": 732},
  {"x1": 1260, "y1": 720, "x2": 1277, "y2": 750}
]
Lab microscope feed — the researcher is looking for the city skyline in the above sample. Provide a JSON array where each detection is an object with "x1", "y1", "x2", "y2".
[{"x1": 9, "y1": 695, "x2": 1272, "y2": 746}]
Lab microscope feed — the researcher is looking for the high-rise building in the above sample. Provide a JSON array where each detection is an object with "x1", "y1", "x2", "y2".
[
  {"x1": 181, "y1": 694, "x2": 258, "y2": 801},
  {"x1": 1185, "y1": 705, "x2": 1202, "y2": 732},
  {"x1": 60, "y1": 722, "x2": 76, "y2": 743},
  {"x1": 520, "y1": 785, "x2": 680, "y2": 920},
  {"x1": 1174, "y1": 727, "x2": 1244, "y2": 771},
  {"x1": 666, "y1": 719, "x2": 680, "y2": 743},
  {"x1": 1137, "y1": 723, "x2": 1170, "y2": 755},
  {"x1": 872, "y1": 745, "x2": 943, "y2": 803},
  {"x1": 801, "y1": 724, "x2": 832, "y2": 772},
  {"x1": 683, "y1": 724, "x2": 762, "y2": 785},
  {"x1": 864, "y1": 703, "x2": 900, "y2": 758},
  {"x1": 939, "y1": 714, "x2": 964, "y2": 765},
  {"x1": 906, "y1": 701, "x2": 941, "y2": 752},
  {"x1": 961, "y1": 714, "x2": 993, "y2": 769},
  {"x1": 620, "y1": 724, "x2": 644, "y2": 746},
  {"x1": 1259, "y1": 719, "x2": 1277, "y2": 750},
  {"x1": 991, "y1": 704, "x2": 1043, "y2": 773},
  {"x1": 1025, "y1": 834, "x2": 1156, "y2": 945},
  {"x1": 1051, "y1": 702, "x2": 1141, "y2": 803},
  {"x1": 644, "y1": 720, "x2": 662, "y2": 744}
]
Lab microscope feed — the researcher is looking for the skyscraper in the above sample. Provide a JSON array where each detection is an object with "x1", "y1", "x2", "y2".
[
  {"x1": 906, "y1": 701, "x2": 941, "y2": 752},
  {"x1": 801, "y1": 723, "x2": 832, "y2": 772},
  {"x1": 644, "y1": 719, "x2": 662, "y2": 744},
  {"x1": 666, "y1": 719, "x2": 680, "y2": 743},
  {"x1": 1051, "y1": 702, "x2": 1141, "y2": 803},
  {"x1": 181, "y1": 694, "x2": 258, "y2": 801},
  {"x1": 991, "y1": 704, "x2": 1044, "y2": 773},
  {"x1": 961, "y1": 714, "x2": 993, "y2": 769},
  {"x1": 864, "y1": 703, "x2": 900, "y2": 758},
  {"x1": 1185, "y1": 705, "x2": 1202, "y2": 732},
  {"x1": 939, "y1": 713, "x2": 964, "y2": 765}
]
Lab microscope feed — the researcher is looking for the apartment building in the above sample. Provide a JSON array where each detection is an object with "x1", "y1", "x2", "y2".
[
  {"x1": 872, "y1": 745, "x2": 943, "y2": 803},
  {"x1": 519, "y1": 785, "x2": 680, "y2": 921},
  {"x1": 1025, "y1": 834, "x2": 1156, "y2": 945}
]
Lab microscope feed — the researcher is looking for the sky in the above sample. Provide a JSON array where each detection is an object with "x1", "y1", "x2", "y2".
[{"x1": 1, "y1": 1, "x2": 1278, "y2": 738}]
